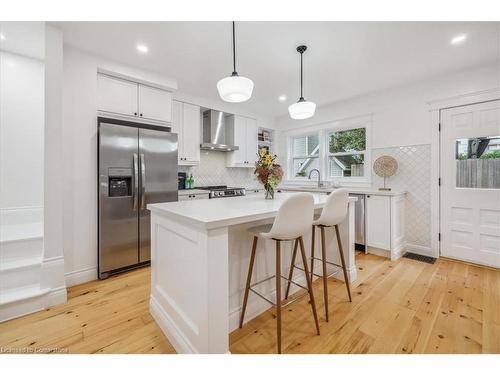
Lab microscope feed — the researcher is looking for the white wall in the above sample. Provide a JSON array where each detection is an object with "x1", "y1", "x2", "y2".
[
  {"x1": 277, "y1": 63, "x2": 499, "y2": 148},
  {"x1": 0, "y1": 52, "x2": 44, "y2": 213},
  {"x1": 61, "y1": 46, "x2": 277, "y2": 285},
  {"x1": 63, "y1": 47, "x2": 177, "y2": 284},
  {"x1": 275, "y1": 62, "x2": 499, "y2": 257},
  {"x1": 41, "y1": 24, "x2": 67, "y2": 301}
]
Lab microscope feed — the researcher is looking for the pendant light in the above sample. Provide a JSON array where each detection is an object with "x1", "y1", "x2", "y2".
[
  {"x1": 217, "y1": 21, "x2": 254, "y2": 103},
  {"x1": 288, "y1": 45, "x2": 316, "y2": 120}
]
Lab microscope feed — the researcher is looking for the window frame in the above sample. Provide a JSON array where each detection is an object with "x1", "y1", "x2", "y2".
[
  {"x1": 289, "y1": 131, "x2": 321, "y2": 180},
  {"x1": 327, "y1": 127, "x2": 367, "y2": 180},
  {"x1": 286, "y1": 116, "x2": 372, "y2": 185}
]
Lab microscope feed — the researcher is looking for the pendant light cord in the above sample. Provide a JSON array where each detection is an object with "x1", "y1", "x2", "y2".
[
  {"x1": 300, "y1": 51, "x2": 303, "y2": 99},
  {"x1": 232, "y1": 21, "x2": 237, "y2": 76}
]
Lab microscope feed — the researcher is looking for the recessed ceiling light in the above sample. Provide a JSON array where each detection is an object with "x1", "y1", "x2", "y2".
[
  {"x1": 278, "y1": 95, "x2": 287, "y2": 102},
  {"x1": 136, "y1": 44, "x2": 149, "y2": 54},
  {"x1": 451, "y1": 34, "x2": 467, "y2": 45},
  {"x1": 0, "y1": 33, "x2": 5, "y2": 40}
]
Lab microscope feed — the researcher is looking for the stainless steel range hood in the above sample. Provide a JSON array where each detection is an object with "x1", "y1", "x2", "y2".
[{"x1": 200, "y1": 110, "x2": 239, "y2": 151}]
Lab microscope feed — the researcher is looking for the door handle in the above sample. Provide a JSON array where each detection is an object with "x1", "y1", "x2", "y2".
[
  {"x1": 140, "y1": 153, "x2": 146, "y2": 209},
  {"x1": 133, "y1": 153, "x2": 139, "y2": 210}
]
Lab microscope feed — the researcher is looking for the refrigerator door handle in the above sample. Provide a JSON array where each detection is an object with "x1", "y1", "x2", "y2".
[
  {"x1": 140, "y1": 153, "x2": 146, "y2": 209},
  {"x1": 133, "y1": 153, "x2": 139, "y2": 210}
]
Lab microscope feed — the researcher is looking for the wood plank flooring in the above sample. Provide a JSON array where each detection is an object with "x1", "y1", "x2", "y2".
[{"x1": 0, "y1": 252, "x2": 498, "y2": 354}]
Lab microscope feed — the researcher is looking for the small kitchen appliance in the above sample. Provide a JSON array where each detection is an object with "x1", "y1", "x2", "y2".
[{"x1": 197, "y1": 185, "x2": 246, "y2": 199}]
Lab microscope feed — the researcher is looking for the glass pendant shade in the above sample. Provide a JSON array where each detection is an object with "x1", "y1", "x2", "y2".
[
  {"x1": 217, "y1": 74, "x2": 254, "y2": 103},
  {"x1": 288, "y1": 99, "x2": 316, "y2": 120}
]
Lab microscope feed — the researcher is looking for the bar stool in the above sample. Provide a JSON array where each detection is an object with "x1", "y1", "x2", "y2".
[
  {"x1": 285, "y1": 189, "x2": 352, "y2": 323},
  {"x1": 239, "y1": 193, "x2": 320, "y2": 354}
]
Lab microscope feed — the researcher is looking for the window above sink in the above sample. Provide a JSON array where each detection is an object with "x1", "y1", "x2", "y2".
[{"x1": 285, "y1": 115, "x2": 372, "y2": 186}]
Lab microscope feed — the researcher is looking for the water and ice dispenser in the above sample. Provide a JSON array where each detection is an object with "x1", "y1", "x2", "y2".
[{"x1": 107, "y1": 168, "x2": 133, "y2": 197}]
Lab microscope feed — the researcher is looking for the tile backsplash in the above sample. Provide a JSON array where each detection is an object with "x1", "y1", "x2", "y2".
[
  {"x1": 371, "y1": 144, "x2": 431, "y2": 249},
  {"x1": 179, "y1": 151, "x2": 260, "y2": 189},
  {"x1": 181, "y1": 145, "x2": 432, "y2": 251}
]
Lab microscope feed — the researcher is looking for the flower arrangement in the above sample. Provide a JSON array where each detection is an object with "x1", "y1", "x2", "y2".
[{"x1": 254, "y1": 148, "x2": 283, "y2": 199}]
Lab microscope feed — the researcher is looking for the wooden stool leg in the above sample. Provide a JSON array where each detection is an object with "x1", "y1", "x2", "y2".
[
  {"x1": 334, "y1": 224, "x2": 352, "y2": 302},
  {"x1": 239, "y1": 236, "x2": 258, "y2": 328},
  {"x1": 320, "y1": 226, "x2": 329, "y2": 322},
  {"x1": 310, "y1": 225, "x2": 316, "y2": 285},
  {"x1": 275, "y1": 240, "x2": 282, "y2": 354},
  {"x1": 285, "y1": 239, "x2": 299, "y2": 300},
  {"x1": 298, "y1": 236, "x2": 320, "y2": 335}
]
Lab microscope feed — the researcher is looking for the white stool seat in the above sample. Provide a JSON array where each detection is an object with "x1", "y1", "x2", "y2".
[
  {"x1": 313, "y1": 189, "x2": 349, "y2": 226},
  {"x1": 247, "y1": 224, "x2": 273, "y2": 237},
  {"x1": 240, "y1": 193, "x2": 320, "y2": 353}
]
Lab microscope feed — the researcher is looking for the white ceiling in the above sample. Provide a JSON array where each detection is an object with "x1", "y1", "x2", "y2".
[{"x1": 53, "y1": 21, "x2": 499, "y2": 118}]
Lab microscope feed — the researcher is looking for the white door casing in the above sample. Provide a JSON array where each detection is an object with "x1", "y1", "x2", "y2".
[{"x1": 440, "y1": 100, "x2": 500, "y2": 268}]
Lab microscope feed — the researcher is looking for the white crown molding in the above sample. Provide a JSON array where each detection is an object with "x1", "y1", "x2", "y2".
[{"x1": 427, "y1": 87, "x2": 500, "y2": 111}]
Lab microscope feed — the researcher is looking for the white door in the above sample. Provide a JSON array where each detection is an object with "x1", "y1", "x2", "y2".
[
  {"x1": 97, "y1": 74, "x2": 138, "y2": 117},
  {"x1": 245, "y1": 117, "x2": 258, "y2": 166},
  {"x1": 138, "y1": 84, "x2": 172, "y2": 123},
  {"x1": 182, "y1": 102, "x2": 201, "y2": 164},
  {"x1": 366, "y1": 195, "x2": 391, "y2": 250},
  {"x1": 440, "y1": 100, "x2": 500, "y2": 268}
]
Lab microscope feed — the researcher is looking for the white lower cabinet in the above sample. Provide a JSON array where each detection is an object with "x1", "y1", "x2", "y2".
[
  {"x1": 172, "y1": 100, "x2": 201, "y2": 166},
  {"x1": 366, "y1": 194, "x2": 405, "y2": 260}
]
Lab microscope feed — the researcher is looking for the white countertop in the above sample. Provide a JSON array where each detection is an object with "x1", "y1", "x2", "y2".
[
  {"x1": 278, "y1": 185, "x2": 406, "y2": 197},
  {"x1": 149, "y1": 192, "x2": 357, "y2": 230},
  {"x1": 177, "y1": 189, "x2": 210, "y2": 196}
]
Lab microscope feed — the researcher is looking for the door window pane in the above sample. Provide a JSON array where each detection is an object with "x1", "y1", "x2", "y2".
[{"x1": 456, "y1": 136, "x2": 500, "y2": 189}]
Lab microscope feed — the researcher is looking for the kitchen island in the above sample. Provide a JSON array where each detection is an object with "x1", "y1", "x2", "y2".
[{"x1": 147, "y1": 192, "x2": 357, "y2": 354}]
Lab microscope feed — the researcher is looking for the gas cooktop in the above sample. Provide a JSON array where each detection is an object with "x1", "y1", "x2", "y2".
[{"x1": 197, "y1": 185, "x2": 246, "y2": 199}]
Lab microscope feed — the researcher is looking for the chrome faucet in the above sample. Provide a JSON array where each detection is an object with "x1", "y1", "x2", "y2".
[{"x1": 308, "y1": 169, "x2": 322, "y2": 188}]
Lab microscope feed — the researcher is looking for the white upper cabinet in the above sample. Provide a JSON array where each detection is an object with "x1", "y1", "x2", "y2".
[
  {"x1": 172, "y1": 100, "x2": 200, "y2": 166},
  {"x1": 172, "y1": 100, "x2": 184, "y2": 157},
  {"x1": 245, "y1": 118, "x2": 258, "y2": 165},
  {"x1": 138, "y1": 84, "x2": 172, "y2": 123},
  {"x1": 182, "y1": 102, "x2": 201, "y2": 164},
  {"x1": 97, "y1": 74, "x2": 172, "y2": 124},
  {"x1": 97, "y1": 74, "x2": 138, "y2": 117},
  {"x1": 229, "y1": 115, "x2": 248, "y2": 166},
  {"x1": 226, "y1": 115, "x2": 258, "y2": 168}
]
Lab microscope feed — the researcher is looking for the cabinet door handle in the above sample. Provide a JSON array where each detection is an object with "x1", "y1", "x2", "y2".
[
  {"x1": 140, "y1": 113, "x2": 143, "y2": 117},
  {"x1": 367, "y1": 195, "x2": 370, "y2": 198},
  {"x1": 134, "y1": 112, "x2": 137, "y2": 116}
]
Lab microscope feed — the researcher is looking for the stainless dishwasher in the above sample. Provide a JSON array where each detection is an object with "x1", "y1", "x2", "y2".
[{"x1": 349, "y1": 193, "x2": 366, "y2": 251}]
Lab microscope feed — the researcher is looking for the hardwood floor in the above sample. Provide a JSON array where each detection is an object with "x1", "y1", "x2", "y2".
[{"x1": 0, "y1": 252, "x2": 498, "y2": 354}]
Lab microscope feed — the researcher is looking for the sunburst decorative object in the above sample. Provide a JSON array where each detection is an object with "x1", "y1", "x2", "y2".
[{"x1": 373, "y1": 155, "x2": 398, "y2": 191}]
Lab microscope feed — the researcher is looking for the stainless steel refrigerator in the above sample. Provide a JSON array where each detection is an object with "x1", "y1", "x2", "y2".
[{"x1": 98, "y1": 117, "x2": 178, "y2": 279}]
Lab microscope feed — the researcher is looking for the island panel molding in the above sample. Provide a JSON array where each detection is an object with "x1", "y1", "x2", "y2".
[{"x1": 148, "y1": 193, "x2": 357, "y2": 353}]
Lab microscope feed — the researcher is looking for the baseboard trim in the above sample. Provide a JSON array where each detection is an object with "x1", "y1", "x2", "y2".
[
  {"x1": 65, "y1": 267, "x2": 97, "y2": 287},
  {"x1": 0, "y1": 286, "x2": 68, "y2": 323},
  {"x1": 149, "y1": 294, "x2": 195, "y2": 354}
]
